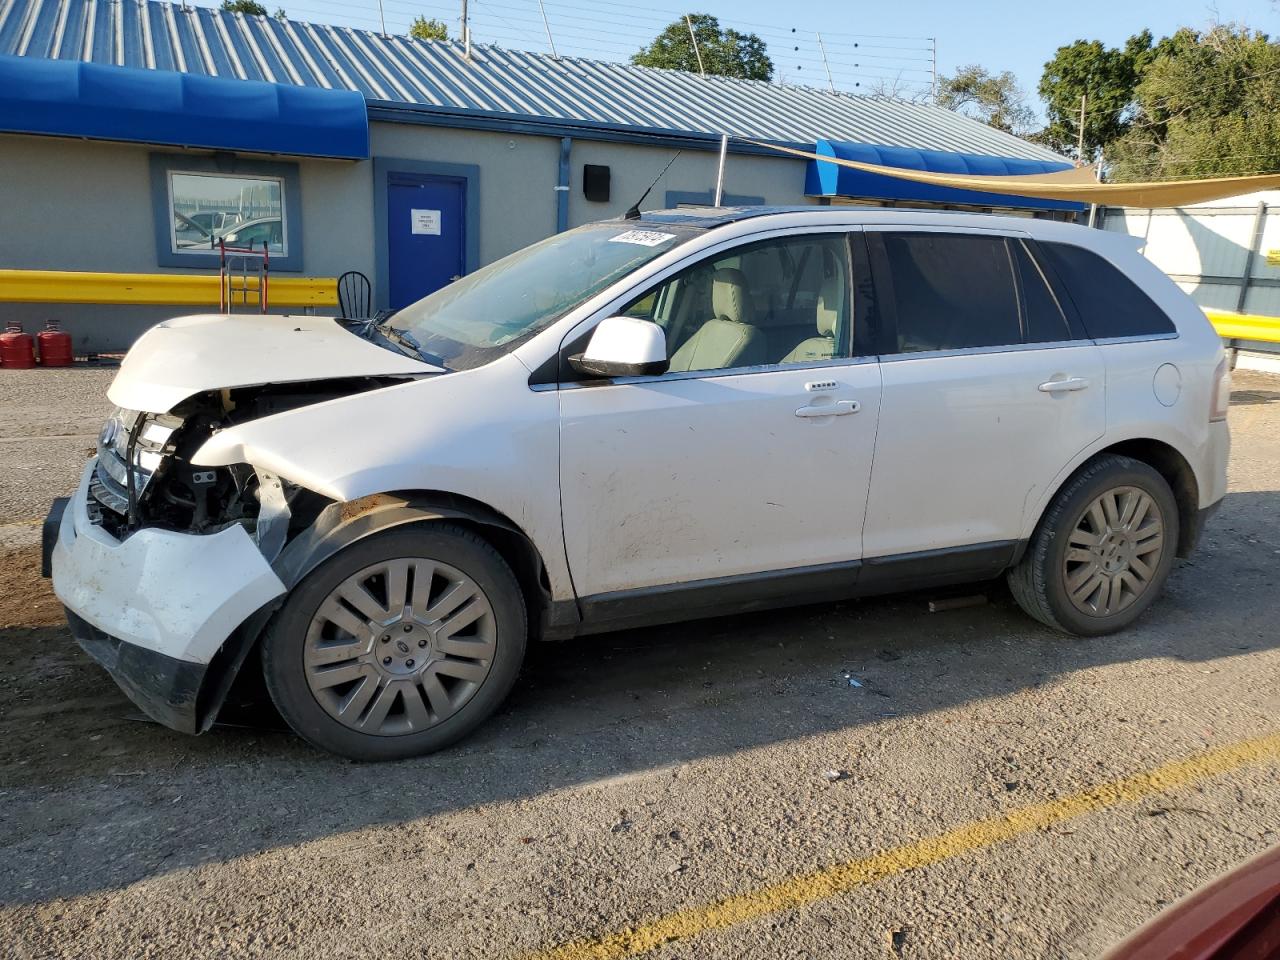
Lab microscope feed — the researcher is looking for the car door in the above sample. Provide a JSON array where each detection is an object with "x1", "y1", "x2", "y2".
[
  {"x1": 860, "y1": 227, "x2": 1106, "y2": 568},
  {"x1": 557, "y1": 230, "x2": 882, "y2": 620}
]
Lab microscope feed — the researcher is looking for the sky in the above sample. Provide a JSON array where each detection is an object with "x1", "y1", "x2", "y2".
[{"x1": 210, "y1": 0, "x2": 1278, "y2": 113}]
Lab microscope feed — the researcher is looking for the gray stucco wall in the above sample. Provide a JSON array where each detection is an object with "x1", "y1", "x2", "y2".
[
  {"x1": 565, "y1": 140, "x2": 812, "y2": 226},
  {"x1": 0, "y1": 124, "x2": 814, "y2": 351}
]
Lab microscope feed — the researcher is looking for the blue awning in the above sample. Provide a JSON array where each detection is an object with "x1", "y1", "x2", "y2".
[
  {"x1": 0, "y1": 54, "x2": 368, "y2": 160},
  {"x1": 805, "y1": 140, "x2": 1084, "y2": 212}
]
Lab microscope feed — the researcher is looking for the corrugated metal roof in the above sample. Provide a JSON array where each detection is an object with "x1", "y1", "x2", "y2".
[{"x1": 0, "y1": 0, "x2": 1065, "y2": 162}]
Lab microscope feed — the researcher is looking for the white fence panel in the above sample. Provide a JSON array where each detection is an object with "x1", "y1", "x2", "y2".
[{"x1": 1099, "y1": 190, "x2": 1280, "y2": 323}]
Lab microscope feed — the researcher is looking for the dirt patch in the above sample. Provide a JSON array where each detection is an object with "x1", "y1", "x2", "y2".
[{"x1": 0, "y1": 546, "x2": 63, "y2": 629}]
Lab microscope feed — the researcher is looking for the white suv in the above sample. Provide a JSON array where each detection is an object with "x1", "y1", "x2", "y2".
[{"x1": 46, "y1": 208, "x2": 1230, "y2": 760}]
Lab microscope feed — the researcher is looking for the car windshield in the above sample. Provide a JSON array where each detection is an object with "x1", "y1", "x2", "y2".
[{"x1": 389, "y1": 222, "x2": 702, "y2": 370}]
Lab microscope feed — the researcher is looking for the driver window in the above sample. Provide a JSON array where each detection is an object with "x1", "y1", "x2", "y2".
[{"x1": 621, "y1": 234, "x2": 853, "y2": 373}]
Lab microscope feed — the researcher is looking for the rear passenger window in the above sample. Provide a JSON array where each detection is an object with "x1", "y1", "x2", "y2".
[
  {"x1": 1037, "y1": 242, "x2": 1176, "y2": 339},
  {"x1": 1012, "y1": 242, "x2": 1072, "y2": 344},
  {"x1": 877, "y1": 233, "x2": 1022, "y2": 353}
]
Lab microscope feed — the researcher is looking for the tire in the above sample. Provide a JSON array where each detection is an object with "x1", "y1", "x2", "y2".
[
  {"x1": 1008, "y1": 454, "x2": 1179, "y2": 637},
  {"x1": 261, "y1": 523, "x2": 527, "y2": 761}
]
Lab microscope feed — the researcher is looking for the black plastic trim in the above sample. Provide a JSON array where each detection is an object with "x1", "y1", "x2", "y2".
[
  {"x1": 857, "y1": 540, "x2": 1020, "y2": 596},
  {"x1": 41, "y1": 497, "x2": 69, "y2": 578},
  {"x1": 66, "y1": 608, "x2": 207, "y2": 734},
  {"x1": 1182, "y1": 498, "x2": 1223, "y2": 559},
  {"x1": 574, "y1": 539, "x2": 1025, "y2": 635},
  {"x1": 577, "y1": 559, "x2": 862, "y2": 635}
]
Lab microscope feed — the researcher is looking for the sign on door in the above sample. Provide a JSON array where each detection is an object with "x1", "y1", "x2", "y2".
[{"x1": 411, "y1": 209, "x2": 442, "y2": 235}]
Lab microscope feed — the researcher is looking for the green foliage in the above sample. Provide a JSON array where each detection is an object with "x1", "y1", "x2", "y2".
[
  {"x1": 938, "y1": 65, "x2": 1035, "y2": 135},
  {"x1": 221, "y1": 0, "x2": 269, "y2": 15},
  {"x1": 631, "y1": 13, "x2": 772, "y2": 82},
  {"x1": 409, "y1": 15, "x2": 449, "y2": 42},
  {"x1": 1107, "y1": 25, "x2": 1280, "y2": 181},
  {"x1": 1037, "y1": 31, "x2": 1155, "y2": 159}
]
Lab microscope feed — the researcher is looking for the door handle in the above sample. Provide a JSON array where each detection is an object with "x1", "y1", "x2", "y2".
[
  {"x1": 1038, "y1": 377, "x2": 1090, "y2": 394},
  {"x1": 795, "y1": 399, "x2": 860, "y2": 418}
]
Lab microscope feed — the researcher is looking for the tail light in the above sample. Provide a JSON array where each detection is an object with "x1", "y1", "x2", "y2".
[{"x1": 1210, "y1": 356, "x2": 1231, "y2": 422}]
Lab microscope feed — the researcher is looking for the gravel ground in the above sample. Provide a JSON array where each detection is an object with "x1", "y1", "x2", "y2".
[
  {"x1": 0, "y1": 367, "x2": 114, "y2": 541},
  {"x1": 1, "y1": 367, "x2": 1279, "y2": 959}
]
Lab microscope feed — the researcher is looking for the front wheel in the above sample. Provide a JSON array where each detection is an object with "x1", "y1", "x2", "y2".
[
  {"x1": 261, "y1": 523, "x2": 527, "y2": 761},
  {"x1": 1009, "y1": 454, "x2": 1179, "y2": 636}
]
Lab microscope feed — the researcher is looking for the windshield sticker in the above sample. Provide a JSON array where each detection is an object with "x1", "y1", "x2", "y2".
[{"x1": 608, "y1": 230, "x2": 677, "y2": 247}]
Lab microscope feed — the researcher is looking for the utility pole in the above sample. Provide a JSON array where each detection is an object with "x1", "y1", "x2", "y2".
[
  {"x1": 685, "y1": 15, "x2": 705, "y2": 76},
  {"x1": 1077, "y1": 92, "x2": 1088, "y2": 162},
  {"x1": 376, "y1": 0, "x2": 386, "y2": 36},
  {"x1": 536, "y1": 0, "x2": 557, "y2": 58},
  {"x1": 816, "y1": 33, "x2": 835, "y2": 92},
  {"x1": 714, "y1": 133, "x2": 728, "y2": 206},
  {"x1": 461, "y1": 0, "x2": 471, "y2": 60},
  {"x1": 930, "y1": 37, "x2": 937, "y2": 103}
]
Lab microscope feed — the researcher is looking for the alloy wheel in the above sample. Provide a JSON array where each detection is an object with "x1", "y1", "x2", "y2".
[
  {"x1": 303, "y1": 557, "x2": 497, "y2": 736},
  {"x1": 1062, "y1": 485, "x2": 1166, "y2": 618}
]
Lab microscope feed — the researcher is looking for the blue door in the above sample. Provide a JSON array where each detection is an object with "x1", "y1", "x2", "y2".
[{"x1": 387, "y1": 173, "x2": 466, "y2": 309}]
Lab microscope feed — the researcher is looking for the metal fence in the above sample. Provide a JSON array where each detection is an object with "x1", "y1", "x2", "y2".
[{"x1": 1098, "y1": 193, "x2": 1280, "y2": 351}]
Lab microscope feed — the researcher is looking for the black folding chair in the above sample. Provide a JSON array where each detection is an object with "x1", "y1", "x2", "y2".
[{"x1": 337, "y1": 270, "x2": 372, "y2": 319}]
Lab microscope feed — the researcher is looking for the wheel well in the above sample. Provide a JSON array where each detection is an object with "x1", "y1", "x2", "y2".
[
  {"x1": 1083, "y1": 439, "x2": 1200, "y2": 557},
  {"x1": 383, "y1": 491, "x2": 562, "y2": 642}
]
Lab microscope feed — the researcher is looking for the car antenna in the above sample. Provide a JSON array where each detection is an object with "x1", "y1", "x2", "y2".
[{"x1": 624, "y1": 151, "x2": 682, "y2": 220}]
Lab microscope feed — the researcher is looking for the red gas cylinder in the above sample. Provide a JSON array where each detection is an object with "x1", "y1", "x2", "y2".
[
  {"x1": 0, "y1": 322, "x2": 36, "y2": 369},
  {"x1": 36, "y1": 320, "x2": 73, "y2": 367}
]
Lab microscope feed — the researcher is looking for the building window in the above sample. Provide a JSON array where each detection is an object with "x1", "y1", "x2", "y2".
[
  {"x1": 149, "y1": 154, "x2": 304, "y2": 271},
  {"x1": 169, "y1": 172, "x2": 286, "y2": 257}
]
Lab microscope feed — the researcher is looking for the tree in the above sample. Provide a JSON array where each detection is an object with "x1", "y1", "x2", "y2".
[
  {"x1": 409, "y1": 16, "x2": 449, "y2": 42},
  {"x1": 1106, "y1": 25, "x2": 1280, "y2": 181},
  {"x1": 865, "y1": 76, "x2": 932, "y2": 102},
  {"x1": 631, "y1": 14, "x2": 772, "y2": 82},
  {"x1": 1037, "y1": 31, "x2": 1156, "y2": 160},
  {"x1": 938, "y1": 65, "x2": 1036, "y2": 135},
  {"x1": 221, "y1": 0, "x2": 269, "y2": 15}
]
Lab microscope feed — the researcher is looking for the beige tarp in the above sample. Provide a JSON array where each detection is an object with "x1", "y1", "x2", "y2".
[{"x1": 747, "y1": 139, "x2": 1280, "y2": 207}]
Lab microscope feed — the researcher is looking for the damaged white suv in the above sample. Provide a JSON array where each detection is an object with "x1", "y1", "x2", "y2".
[{"x1": 46, "y1": 208, "x2": 1230, "y2": 760}]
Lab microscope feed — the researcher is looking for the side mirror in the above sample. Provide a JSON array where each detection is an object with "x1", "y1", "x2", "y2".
[{"x1": 568, "y1": 316, "x2": 669, "y2": 378}]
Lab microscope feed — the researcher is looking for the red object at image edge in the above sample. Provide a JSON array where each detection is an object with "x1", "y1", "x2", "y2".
[
  {"x1": 1103, "y1": 845, "x2": 1280, "y2": 960},
  {"x1": 0, "y1": 322, "x2": 36, "y2": 369}
]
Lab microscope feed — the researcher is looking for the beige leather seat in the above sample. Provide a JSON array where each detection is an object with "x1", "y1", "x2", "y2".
[
  {"x1": 781, "y1": 276, "x2": 844, "y2": 364},
  {"x1": 668, "y1": 268, "x2": 767, "y2": 372}
]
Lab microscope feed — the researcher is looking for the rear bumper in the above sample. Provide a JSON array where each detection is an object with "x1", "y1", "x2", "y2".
[{"x1": 1183, "y1": 498, "x2": 1224, "y2": 559}]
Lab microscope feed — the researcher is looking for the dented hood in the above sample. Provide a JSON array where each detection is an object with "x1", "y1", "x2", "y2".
[{"x1": 107, "y1": 314, "x2": 441, "y2": 412}]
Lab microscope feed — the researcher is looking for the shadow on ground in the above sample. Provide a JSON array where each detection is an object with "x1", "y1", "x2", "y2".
[{"x1": 2, "y1": 482, "x2": 1278, "y2": 905}]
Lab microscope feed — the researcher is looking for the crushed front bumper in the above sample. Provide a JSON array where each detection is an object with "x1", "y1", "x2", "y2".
[
  {"x1": 63, "y1": 608, "x2": 209, "y2": 732},
  {"x1": 47, "y1": 460, "x2": 287, "y2": 732}
]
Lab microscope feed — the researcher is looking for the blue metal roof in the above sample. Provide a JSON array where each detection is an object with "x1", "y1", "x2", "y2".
[
  {"x1": 0, "y1": 0, "x2": 1066, "y2": 162},
  {"x1": 0, "y1": 52, "x2": 368, "y2": 157},
  {"x1": 805, "y1": 140, "x2": 1086, "y2": 212}
]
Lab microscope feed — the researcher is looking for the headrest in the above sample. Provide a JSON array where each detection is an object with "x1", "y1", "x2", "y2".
[
  {"x1": 712, "y1": 268, "x2": 753, "y2": 324},
  {"x1": 816, "y1": 277, "x2": 843, "y2": 337}
]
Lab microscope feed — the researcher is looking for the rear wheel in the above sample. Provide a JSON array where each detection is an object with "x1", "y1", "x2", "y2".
[
  {"x1": 261, "y1": 524, "x2": 526, "y2": 761},
  {"x1": 1009, "y1": 454, "x2": 1179, "y2": 636}
]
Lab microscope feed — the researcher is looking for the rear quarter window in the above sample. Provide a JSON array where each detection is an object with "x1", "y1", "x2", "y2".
[{"x1": 1037, "y1": 242, "x2": 1176, "y2": 340}]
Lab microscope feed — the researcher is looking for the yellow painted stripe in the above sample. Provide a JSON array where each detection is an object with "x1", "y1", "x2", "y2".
[
  {"x1": 1205, "y1": 308, "x2": 1280, "y2": 345},
  {"x1": 529, "y1": 731, "x2": 1280, "y2": 960},
  {"x1": 0, "y1": 269, "x2": 338, "y2": 308}
]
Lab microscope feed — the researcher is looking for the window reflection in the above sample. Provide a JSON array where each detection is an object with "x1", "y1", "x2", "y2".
[{"x1": 169, "y1": 172, "x2": 285, "y2": 255}]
